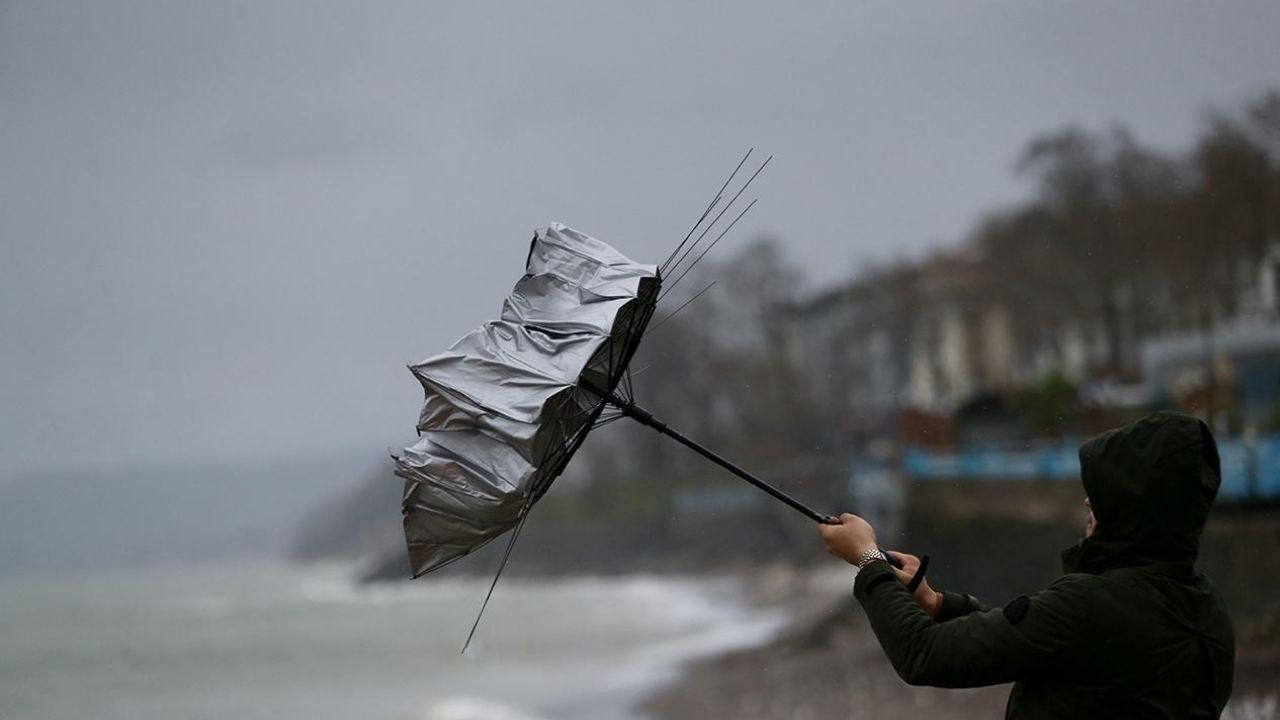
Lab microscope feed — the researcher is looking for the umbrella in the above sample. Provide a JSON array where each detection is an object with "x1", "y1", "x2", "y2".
[
  {"x1": 393, "y1": 153, "x2": 919, "y2": 648},
  {"x1": 394, "y1": 221, "x2": 666, "y2": 578}
]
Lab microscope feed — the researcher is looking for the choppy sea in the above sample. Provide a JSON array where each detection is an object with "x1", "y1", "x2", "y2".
[{"x1": 0, "y1": 561, "x2": 787, "y2": 720}]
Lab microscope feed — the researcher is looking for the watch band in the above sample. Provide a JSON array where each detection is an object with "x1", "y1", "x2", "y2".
[{"x1": 857, "y1": 547, "x2": 888, "y2": 569}]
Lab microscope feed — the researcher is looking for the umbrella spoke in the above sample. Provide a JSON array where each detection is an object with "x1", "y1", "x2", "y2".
[
  {"x1": 661, "y1": 148, "x2": 753, "y2": 275},
  {"x1": 662, "y1": 155, "x2": 771, "y2": 288},
  {"x1": 591, "y1": 414, "x2": 627, "y2": 430},
  {"x1": 649, "y1": 280, "x2": 717, "y2": 334},
  {"x1": 461, "y1": 504, "x2": 533, "y2": 653},
  {"x1": 660, "y1": 197, "x2": 758, "y2": 299}
]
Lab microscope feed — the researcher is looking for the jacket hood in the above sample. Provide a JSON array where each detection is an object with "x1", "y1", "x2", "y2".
[{"x1": 1062, "y1": 411, "x2": 1221, "y2": 574}]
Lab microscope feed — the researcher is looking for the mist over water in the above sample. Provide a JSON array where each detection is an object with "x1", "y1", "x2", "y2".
[{"x1": 0, "y1": 562, "x2": 786, "y2": 720}]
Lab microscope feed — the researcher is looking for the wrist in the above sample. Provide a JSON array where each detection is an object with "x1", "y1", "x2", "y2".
[
  {"x1": 926, "y1": 590, "x2": 943, "y2": 619},
  {"x1": 855, "y1": 547, "x2": 887, "y2": 569}
]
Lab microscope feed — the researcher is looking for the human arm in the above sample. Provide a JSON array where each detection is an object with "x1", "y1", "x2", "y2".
[
  {"x1": 816, "y1": 512, "x2": 1092, "y2": 687},
  {"x1": 853, "y1": 562, "x2": 1094, "y2": 688},
  {"x1": 818, "y1": 517, "x2": 982, "y2": 621}
]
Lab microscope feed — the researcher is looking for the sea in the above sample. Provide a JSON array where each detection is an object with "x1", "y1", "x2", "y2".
[{"x1": 0, "y1": 561, "x2": 788, "y2": 720}]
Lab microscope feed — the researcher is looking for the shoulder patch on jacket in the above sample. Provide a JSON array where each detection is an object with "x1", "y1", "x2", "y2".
[{"x1": 1003, "y1": 595, "x2": 1031, "y2": 624}]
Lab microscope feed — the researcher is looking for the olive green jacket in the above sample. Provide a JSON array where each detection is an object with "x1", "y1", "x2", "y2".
[{"x1": 855, "y1": 412, "x2": 1235, "y2": 719}]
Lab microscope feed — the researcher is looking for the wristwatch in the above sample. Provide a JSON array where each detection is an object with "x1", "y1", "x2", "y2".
[{"x1": 857, "y1": 547, "x2": 888, "y2": 569}]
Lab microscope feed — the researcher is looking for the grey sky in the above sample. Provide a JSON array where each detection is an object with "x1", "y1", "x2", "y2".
[{"x1": 4, "y1": 0, "x2": 1280, "y2": 477}]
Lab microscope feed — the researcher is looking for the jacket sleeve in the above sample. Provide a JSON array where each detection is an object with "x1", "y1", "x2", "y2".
[
  {"x1": 853, "y1": 561, "x2": 1094, "y2": 688},
  {"x1": 937, "y1": 591, "x2": 987, "y2": 622}
]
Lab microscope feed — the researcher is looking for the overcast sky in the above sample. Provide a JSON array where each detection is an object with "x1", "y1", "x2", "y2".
[{"x1": 3, "y1": 0, "x2": 1280, "y2": 478}]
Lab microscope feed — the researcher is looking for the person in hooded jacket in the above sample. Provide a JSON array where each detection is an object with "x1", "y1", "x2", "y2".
[{"x1": 818, "y1": 411, "x2": 1235, "y2": 719}]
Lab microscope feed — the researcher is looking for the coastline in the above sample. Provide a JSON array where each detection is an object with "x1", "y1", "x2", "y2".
[{"x1": 0, "y1": 561, "x2": 797, "y2": 720}]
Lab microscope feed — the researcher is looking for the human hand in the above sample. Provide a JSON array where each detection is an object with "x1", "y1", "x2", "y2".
[
  {"x1": 816, "y1": 513, "x2": 877, "y2": 565},
  {"x1": 887, "y1": 550, "x2": 942, "y2": 620}
]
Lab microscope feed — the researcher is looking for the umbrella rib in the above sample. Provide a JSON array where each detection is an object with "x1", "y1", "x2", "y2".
[
  {"x1": 594, "y1": 408, "x2": 624, "y2": 422},
  {"x1": 457, "y1": 402, "x2": 593, "y2": 652},
  {"x1": 649, "y1": 280, "x2": 717, "y2": 334},
  {"x1": 592, "y1": 414, "x2": 627, "y2": 430},
  {"x1": 624, "y1": 295, "x2": 660, "y2": 402},
  {"x1": 536, "y1": 388, "x2": 607, "y2": 498},
  {"x1": 459, "y1": 379, "x2": 610, "y2": 653},
  {"x1": 461, "y1": 505, "x2": 533, "y2": 654},
  {"x1": 663, "y1": 155, "x2": 771, "y2": 285},
  {"x1": 660, "y1": 198, "x2": 758, "y2": 300},
  {"x1": 606, "y1": 335, "x2": 616, "y2": 386},
  {"x1": 628, "y1": 307, "x2": 656, "y2": 400},
  {"x1": 618, "y1": 301, "x2": 644, "y2": 403},
  {"x1": 663, "y1": 196, "x2": 721, "y2": 279},
  {"x1": 661, "y1": 148, "x2": 753, "y2": 274}
]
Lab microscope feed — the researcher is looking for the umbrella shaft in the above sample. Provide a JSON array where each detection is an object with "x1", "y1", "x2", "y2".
[{"x1": 608, "y1": 396, "x2": 836, "y2": 524}]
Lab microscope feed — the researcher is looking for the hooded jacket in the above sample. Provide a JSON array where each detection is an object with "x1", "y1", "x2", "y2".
[{"x1": 854, "y1": 412, "x2": 1235, "y2": 719}]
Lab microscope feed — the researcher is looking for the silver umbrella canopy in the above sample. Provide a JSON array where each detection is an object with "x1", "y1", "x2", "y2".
[
  {"x1": 390, "y1": 153, "x2": 890, "y2": 650},
  {"x1": 394, "y1": 222, "x2": 660, "y2": 578}
]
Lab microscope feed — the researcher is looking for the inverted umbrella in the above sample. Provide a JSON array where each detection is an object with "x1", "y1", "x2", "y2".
[
  {"x1": 393, "y1": 155, "x2": 920, "y2": 648},
  {"x1": 394, "y1": 221, "x2": 669, "y2": 578}
]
